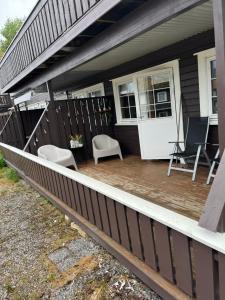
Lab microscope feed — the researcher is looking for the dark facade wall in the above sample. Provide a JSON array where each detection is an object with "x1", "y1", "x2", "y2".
[
  {"x1": 114, "y1": 125, "x2": 141, "y2": 156},
  {"x1": 71, "y1": 30, "x2": 217, "y2": 156}
]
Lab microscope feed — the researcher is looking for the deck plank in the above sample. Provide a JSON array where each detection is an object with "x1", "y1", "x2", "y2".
[{"x1": 80, "y1": 155, "x2": 210, "y2": 220}]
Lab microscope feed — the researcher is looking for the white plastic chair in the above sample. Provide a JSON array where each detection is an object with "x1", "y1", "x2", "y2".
[
  {"x1": 38, "y1": 145, "x2": 78, "y2": 170},
  {"x1": 92, "y1": 134, "x2": 123, "y2": 164}
]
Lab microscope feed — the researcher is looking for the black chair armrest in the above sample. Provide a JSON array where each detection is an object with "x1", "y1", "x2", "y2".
[{"x1": 194, "y1": 142, "x2": 210, "y2": 145}]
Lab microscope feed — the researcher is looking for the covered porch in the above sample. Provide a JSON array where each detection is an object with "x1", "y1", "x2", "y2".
[{"x1": 80, "y1": 155, "x2": 210, "y2": 220}]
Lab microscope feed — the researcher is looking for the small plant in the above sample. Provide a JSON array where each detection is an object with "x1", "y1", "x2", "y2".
[
  {"x1": 4, "y1": 283, "x2": 15, "y2": 293},
  {"x1": 69, "y1": 134, "x2": 84, "y2": 148},
  {"x1": 0, "y1": 154, "x2": 6, "y2": 169},
  {"x1": 69, "y1": 134, "x2": 83, "y2": 143},
  {"x1": 46, "y1": 273, "x2": 56, "y2": 282},
  {"x1": 4, "y1": 168, "x2": 20, "y2": 183}
]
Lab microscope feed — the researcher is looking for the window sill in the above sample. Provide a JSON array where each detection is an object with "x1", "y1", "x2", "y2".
[
  {"x1": 115, "y1": 121, "x2": 138, "y2": 126},
  {"x1": 209, "y1": 115, "x2": 218, "y2": 126}
]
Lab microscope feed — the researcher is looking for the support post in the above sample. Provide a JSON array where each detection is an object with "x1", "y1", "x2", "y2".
[
  {"x1": 198, "y1": 1, "x2": 225, "y2": 232},
  {"x1": 213, "y1": 0, "x2": 225, "y2": 154},
  {"x1": 46, "y1": 81, "x2": 62, "y2": 147}
]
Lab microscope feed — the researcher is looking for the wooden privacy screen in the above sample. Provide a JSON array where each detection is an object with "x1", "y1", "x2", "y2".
[
  {"x1": 2, "y1": 144, "x2": 225, "y2": 300},
  {"x1": 0, "y1": 112, "x2": 23, "y2": 149},
  {"x1": 26, "y1": 97, "x2": 115, "y2": 158}
]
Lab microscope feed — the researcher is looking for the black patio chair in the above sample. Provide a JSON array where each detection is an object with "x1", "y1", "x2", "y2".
[
  {"x1": 207, "y1": 146, "x2": 220, "y2": 184},
  {"x1": 167, "y1": 117, "x2": 210, "y2": 181}
]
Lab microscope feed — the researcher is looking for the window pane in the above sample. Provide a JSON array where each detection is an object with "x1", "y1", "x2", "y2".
[
  {"x1": 211, "y1": 79, "x2": 217, "y2": 97},
  {"x1": 153, "y1": 73, "x2": 170, "y2": 89},
  {"x1": 120, "y1": 96, "x2": 129, "y2": 107},
  {"x1": 155, "y1": 89, "x2": 171, "y2": 103},
  {"x1": 130, "y1": 107, "x2": 137, "y2": 118},
  {"x1": 121, "y1": 108, "x2": 130, "y2": 118},
  {"x1": 212, "y1": 97, "x2": 218, "y2": 114},
  {"x1": 118, "y1": 82, "x2": 136, "y2": 119},
  {"x1": 211, "y1": 60, "x2": 216, "y2": 79},
  {"x1": 119, "y1": 82, "x2": 134, "y2": 95},
  {"x1": 129, "y1": 95, "x2": 136, "y2": 106}
]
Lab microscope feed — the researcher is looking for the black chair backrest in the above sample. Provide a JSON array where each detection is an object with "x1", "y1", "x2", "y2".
[{"x1": 185, "y1": 117, "x2": 209, "y2": 154}]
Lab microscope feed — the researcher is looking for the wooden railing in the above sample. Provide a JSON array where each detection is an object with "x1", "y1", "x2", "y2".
[
  {"x1": 0, "y1": 0, "x2": 101, "y2": 89},
  {"x1": 1, "y1": 142, "x2": 225, "y2": 300}
]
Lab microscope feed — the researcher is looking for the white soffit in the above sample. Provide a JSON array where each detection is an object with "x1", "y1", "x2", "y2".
[{"x1": 74, "y1": 0, "x2": 213, "y2": 72}]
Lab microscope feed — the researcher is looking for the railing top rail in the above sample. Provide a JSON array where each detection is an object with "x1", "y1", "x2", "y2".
[{"x1": 1, "y1": 141, "x2": 225, "y2": 253}]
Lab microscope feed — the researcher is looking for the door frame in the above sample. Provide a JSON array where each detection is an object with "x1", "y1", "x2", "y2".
[{"x1": 135, "y1": 60, "x2": 184, "y2": 159}]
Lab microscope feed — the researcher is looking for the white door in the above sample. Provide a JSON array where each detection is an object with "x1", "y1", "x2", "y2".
[{"x1": 137, "y1": 68, "x2": 183, "y2": 159}]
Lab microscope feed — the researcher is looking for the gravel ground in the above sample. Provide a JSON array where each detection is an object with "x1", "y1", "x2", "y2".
[{"x1": 0, "y1": 175, "x2": 162, "y2": 300}]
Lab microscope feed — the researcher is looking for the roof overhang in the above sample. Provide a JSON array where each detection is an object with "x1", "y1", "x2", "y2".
[{"x1": 8, "y1": 0, "x2": 213, "y2": 95}]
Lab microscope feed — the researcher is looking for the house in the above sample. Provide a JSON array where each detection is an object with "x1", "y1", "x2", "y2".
[{"x1": 0, "y1": 1, "x2": 225, "y2": 299}]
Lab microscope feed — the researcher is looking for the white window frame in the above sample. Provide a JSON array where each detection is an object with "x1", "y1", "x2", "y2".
[
  {"x1": 72, "y1": 83, "x2": 105, "y2": 99},
  {"x1": 112, "y1": 60, "x2": 181, "y2": 125},
  {"x1": 196, "y1": 48, "x2": 217, "y2": 125}
]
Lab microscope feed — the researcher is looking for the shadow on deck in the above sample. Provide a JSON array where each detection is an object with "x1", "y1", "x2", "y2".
[{"x1": 79, "y1": 155, "x2": 210, "y2": 220}]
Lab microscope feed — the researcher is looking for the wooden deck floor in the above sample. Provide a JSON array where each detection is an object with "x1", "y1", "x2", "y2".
[{"x1": 79, "y1": 156, "x2": 211, "y2": 220}]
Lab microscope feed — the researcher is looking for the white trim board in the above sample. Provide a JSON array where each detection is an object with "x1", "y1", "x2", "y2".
[
  {"x1": 195, "y1": 48, "x2": 218, "y2": 125},
  {"x1": 1, "y1": 142, "x2": 225, "y2": 254}
]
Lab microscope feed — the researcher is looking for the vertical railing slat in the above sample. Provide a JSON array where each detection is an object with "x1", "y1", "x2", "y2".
[{"x1": 193, "y1": 241, "x2": 216, "y2": 300}]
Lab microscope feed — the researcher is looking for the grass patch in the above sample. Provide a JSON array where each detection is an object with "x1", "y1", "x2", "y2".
[
  {"x1": 3, "y1": 167, "x2": 20, "y2": 183},
  {"x1": 0, "y1": 154, "x2": 6, "y2": 169}
]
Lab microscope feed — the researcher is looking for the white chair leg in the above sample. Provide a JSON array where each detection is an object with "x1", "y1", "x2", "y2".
[
  {"x1": 206, "y1": 149, "x2": 219, "y2": 184},
  {"x1": 74, "y1": 162, "x2": 78, "y2": 171},
  {"x1": 192, "y1": 145, "x2": 201, "y2": 181},
  {"x1": 118, "y1": 151, "x2": 123, "y2": 160},
  {"x1": 207, "y1": 162, "x2": 216, "y2": 185},
  {"x1": 168, "y1": 156, "x2": 174, "y2": 176},
  {"x1": 94, "y1": 157, "x2": 98, "y2": 165}
]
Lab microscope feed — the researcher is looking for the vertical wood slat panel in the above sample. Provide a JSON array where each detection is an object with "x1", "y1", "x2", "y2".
[
  {"x1": 45, "y1": 1, "x2": 55, "y2": 42},
  {"x1": 82, "y1": 0, "x2": 89, "y2": 12},
  {"x1": 126, "y1": 208, "x2": 143, "y2": 260},
  {"x1": 58, "y1": 0, "x2": 67, "y2": 32},
  {"x1": 97, "y1": 193, "x2": 111, "y2": 236},
  {"x1": 106, "y1": 197, "x2": 120, "y2": 243},
  {"x1": 63, "y1": 0, "x2": 72, "y2": 28},
  {"x1": 90, "y1": 189, "x2": 102, "y2": 230},
  {"x1": 115, "y1": 202, "x2": 130, "y2": 251},
  {"x1": 41, "y1": 8, "x2": 51, "y2": 46},
  {"x1": 193, "y1": 241, "x2": 216, "y2": 300},
  {"x1": 171, "y1": 230, "x2": 194, "y2": 296},
  {"x1": 72, "y1": 181, "x2": 82, "y2": 214},
  {"x1": 48, "y1": 0, "x2": 58, "y2": 40},
  {"x1": 39, "y1": 10, "x2": 48, "y2": 49},
  {"x1": 33, "y1": 18, "x2": 42, "y2": 55},
  {"x1": 75, "y1": 0, "x2": 83, "y2": 18},
  {"x1": 218, "y1": 252, "x2": 225, "y2": 299},
  {"x1": 53, "y1": 0, "x2": 62, "y2": 36},
  {"x1": 68, "y1": 0, "x2": 77, "y2": 23},
  {"x1": 139, "y1": 214, "x2": 157, "y2": 270},
  {"x1": 77, "y1": 183, "x2": 88, "y2": 219},
  {"x1": 154, "y1": 221, "x2": 174, "y2": 283},
  {"x1": 63, "y1": 176, "x2": 72, "y2": 208},
  {"x1": 67, "y1": 178, "x2": 77, "y2": 210},
  {"x1": 36, "y1": 15, "x2": 45, "y2": 53},
  {"x1": 83, "y1": 186, "x2": 95, "y2": 224}
]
